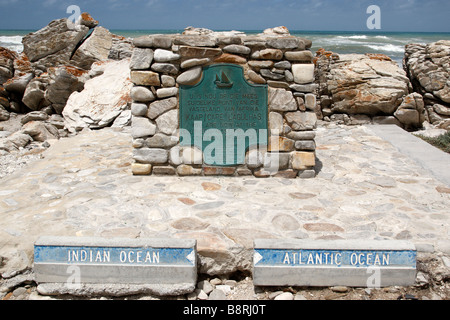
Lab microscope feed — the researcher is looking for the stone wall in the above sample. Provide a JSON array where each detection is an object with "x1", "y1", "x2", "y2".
[{"x1": 129, "y1": 29, "x2": 318, "y2": 179}]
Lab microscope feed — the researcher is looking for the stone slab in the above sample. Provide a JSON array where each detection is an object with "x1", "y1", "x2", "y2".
[
  {"x1": 34, "y1": 237, "x2": 197, "y2": 286},
  {"x1": 253, "y1": 239, "x2": 417, "y2": 287},
  {"x1": 368, "y1": 124, "x2": 450, "y2": 187}
]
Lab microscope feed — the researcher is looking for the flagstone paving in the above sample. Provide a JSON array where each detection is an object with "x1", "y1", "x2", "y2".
[{"x1": 0, "y1": 124, "x2": 449, "y2": 278}]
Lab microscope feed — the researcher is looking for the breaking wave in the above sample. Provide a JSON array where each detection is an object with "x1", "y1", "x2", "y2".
[{"x1": 0, "y1": 35, "x2": 24, "y2": 53}]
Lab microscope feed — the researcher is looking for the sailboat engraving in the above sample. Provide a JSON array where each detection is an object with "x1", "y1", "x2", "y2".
[{"x1": 215, "y1": 72, "x2": 233, "y2": 88}]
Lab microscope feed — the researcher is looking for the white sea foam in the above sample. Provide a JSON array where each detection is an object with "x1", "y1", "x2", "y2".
[
  {"x1": 0, "y1": 35, "x2": 24, "y2": 53},
  {"x1": 365, "y1": 44, "x2": 405, "y2": 53},
  {"x1": 337, "y1": 35, "x2": 368, "y2": 40}
]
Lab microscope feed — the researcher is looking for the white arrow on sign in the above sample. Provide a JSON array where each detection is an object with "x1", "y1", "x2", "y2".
[
  {"x1": 254, "y1": 251, "x2": 263, "y2": 265},
  {"x1": 187, "y1": 250, "x2": 196, "y2": 265}
]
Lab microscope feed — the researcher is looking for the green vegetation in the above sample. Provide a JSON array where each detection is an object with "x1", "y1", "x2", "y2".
[{"x1": 417, "y1": 131, "x2": 450, "y2": 154}]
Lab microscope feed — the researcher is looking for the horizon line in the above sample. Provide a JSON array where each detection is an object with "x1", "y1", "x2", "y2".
[{"x1": 1, "y1": 28, "x2": 450, "y2": 34}]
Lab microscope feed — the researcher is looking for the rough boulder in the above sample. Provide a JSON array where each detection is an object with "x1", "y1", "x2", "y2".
[
  {"x1": 63, "y1": 59, "x2": 133, "y2": 133},
  {"x1": 404, "y1": 40, "x2": 450, "y2": 130}
]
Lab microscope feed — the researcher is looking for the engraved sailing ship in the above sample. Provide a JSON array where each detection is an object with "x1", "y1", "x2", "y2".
[{"x1": 214, "y1": 72, "x2": 233, "y2": 88}]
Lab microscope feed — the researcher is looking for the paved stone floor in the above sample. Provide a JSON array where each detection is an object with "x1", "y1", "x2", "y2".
[{"x1": 0, "y1": 123, "x2": 449, "y2": 277}]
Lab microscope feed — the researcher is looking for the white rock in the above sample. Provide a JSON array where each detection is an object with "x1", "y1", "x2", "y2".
[
  {"x1": 154, "y1": 49, "x2": 181, "y2": 62},
  {"x1": 215, "y1": 285, "x2": 232, "y2": 295},
  {"x1": 156, "y1": 87, "x2": 178, "y2": 99},
  {"x1": 131, "y1": 116, "x2": 156, "y2": 139},
  {"x1": 131, "y1": 86, "x2": 155, "y2": 102},
  {"x1": 71, "y1": 26, "x2": 113, "y2": 70},
  {"x1": 292, "y1": 64, "x2": 315, "y2": 84},
  {"x1": 197, "y1": 280, "x2": 214, "y2": 295},
  {"x1": 63, "y1": 59, "x2": 133, "y2": 133},
  {"x1": 274, "y1": 292, "x2": 294, "y2": 300},
  {"x1": 195, "y1": 289, "x2": 209, "y2": 300},
  {"x1": 156, "y1": 109, "x2": 178, "y2": 135}
]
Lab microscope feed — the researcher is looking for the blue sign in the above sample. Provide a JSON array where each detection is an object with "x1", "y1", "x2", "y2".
[
  {"x1": 254, "y1": 249, "x2": 416, "y2": 268},
  {"x1": 34, "y1": 245, "x2": 196, "y2": 266}
]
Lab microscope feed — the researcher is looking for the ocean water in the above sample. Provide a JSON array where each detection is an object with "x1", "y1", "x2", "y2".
[{"x1": 1, "y1": 29, "x2": 449, "y2": 66}]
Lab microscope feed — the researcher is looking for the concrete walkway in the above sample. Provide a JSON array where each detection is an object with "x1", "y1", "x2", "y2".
[
  {"x1": 368, "y1": 125, "x2": 450, "y2": 187},
  {"x1": 0, "y1": 124, "x2": 449, "y2": 279}
]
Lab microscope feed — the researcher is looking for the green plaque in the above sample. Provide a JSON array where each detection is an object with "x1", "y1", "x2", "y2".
[{"x1": 179, "y1": 64, "x2": 268, "y2": 166}]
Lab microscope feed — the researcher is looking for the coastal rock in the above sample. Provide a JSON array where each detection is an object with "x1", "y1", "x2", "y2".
[
  {"x1": 13, "y1": 52, "x2": 33, "y2": 77},
  {"x1": 404, "y1": 41, "x2": 450, "y2": 125},
  {"x1": 46, "y1": 65, "x2": 89, "y2": 114},
  {"x1": 22, "y1": 18, "x2": 90, "y2": 71},
  {"x1": 3, "y1": 51, "x2": 34, "y2": 94},
  {"x1": 22, "y1": 121, "x2": 60, "y2": 142},
  {"x1": 22, "y1": 74, "x2": 50, "y2": 110},
  {"x1": 326, "y1": 54, "x2": 410, "y2": 116},
  {"x1": 0, "y1": 105, "x2": 9, "y2": 121},
  {"x1": 63, "y1": 59, "x2": 132, "y2": 132},
  {"x1": 111, "y1": 109, "x2": 132, "y2": 128},
  {"x1": 78, "y1": 12, "x2": 99, "y2": 29},
  {"x1": 263, "y1": 26, "x2": 290, "y2": 35},
  {"x1": 108, "y1": 35, "x2": 134, "y2": 61},
  {"x1": 71, "y1": 26, "x2": 113, "y2": 70},
  {"x1": 0, "y1": 132, "x2": 32, "y2": 152},
  {"x1": 394, "y1": 93, "x2": 425, "y2": 128},
  {"x1": 3, "y1": 73, "x2": 33, "y2": 94},
  {"x1": 0, "y1": 47, "x2": 17, "y2": 84},
  {"x1": 20, "y1": 111, "x2": 49, "y2": 125}
]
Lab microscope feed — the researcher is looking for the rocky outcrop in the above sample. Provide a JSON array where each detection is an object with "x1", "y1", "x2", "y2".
[
  {"x1": 0, "y1": 47, "x2": 17, "y2": 84},
  {"x1": 0, "y1": 13, "x2": 136, "y2": 153},
  {"x1": 71, "y1": 26, "x2": 113, "y2": 70},
  {"x1": 404, "y1": 41, "x2": 450, "y2": 130},
  {"x1": 108, "y1": 35, "x2": 134, "y2": 61},
  {"x1": 63, "y1": 59, "x2": 132, "y2": 133},
  {"x1": 45, "y1": 65, "x2": 90, "y2": 114},
  {"x1": 22, "y1": 19, "x2": 90, "y2": 73},
  {"x1": 22, "y1": 73, "x2": 50, "y2": 111},
  {"x1": 315, "y1": 50, "x2": 425, "y2": 129}
]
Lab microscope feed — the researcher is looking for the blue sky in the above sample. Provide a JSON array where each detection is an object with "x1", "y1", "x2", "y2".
[{"x1": 0, "y1": 0, "x2": 449, "y2": 32}]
